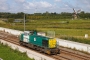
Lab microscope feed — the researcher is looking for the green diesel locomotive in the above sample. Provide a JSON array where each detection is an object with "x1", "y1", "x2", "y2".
[{"x1": 19, "y1": 31, "x2": 60, "y2": 55}]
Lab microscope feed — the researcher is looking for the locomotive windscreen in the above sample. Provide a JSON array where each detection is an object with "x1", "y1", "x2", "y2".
[{"x1": 42, "y1": 40, "x2": 48, "y2": 47}]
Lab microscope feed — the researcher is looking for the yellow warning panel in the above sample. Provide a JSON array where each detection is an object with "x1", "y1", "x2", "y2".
[{"x1": 49, "y1": 38, "x2": 56, "y2": 48}]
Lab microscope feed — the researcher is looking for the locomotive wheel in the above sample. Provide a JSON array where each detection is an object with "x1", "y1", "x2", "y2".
[{"x1": 45, "y1": 50, "x2": 51, "y2": 55}]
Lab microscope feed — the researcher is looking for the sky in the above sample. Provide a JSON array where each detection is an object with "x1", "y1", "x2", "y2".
[{"x1": 0, "y1": 0, "x2": 90, "y2": 14}]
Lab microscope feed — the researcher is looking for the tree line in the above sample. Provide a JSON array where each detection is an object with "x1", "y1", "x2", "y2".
[{"x1": 0, "y1": 11, "x2": 90, "y2": 20}]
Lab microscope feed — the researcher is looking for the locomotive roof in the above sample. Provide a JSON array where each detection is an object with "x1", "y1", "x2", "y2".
[{"x1": 34, "y1": 34, "x2": 53, "y2": 40}]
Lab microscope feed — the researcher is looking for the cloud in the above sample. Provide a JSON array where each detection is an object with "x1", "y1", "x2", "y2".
[
  {"x1": 2, "y1": 0, "x2": 53, "y2": 13},
  {"x1": 0, "y1": 0, "x2": 90, "y2": 13},
  {"x1": 39, "y1": 1, "x2": 52, "y2": 8},
  {"x1": 14, "y1": 0, "x2": 25, "y2": 3},
  {"x1": 0, "y1": 0, "x2": 9, "y2": 11},
  {"x1": 55, "y1": 0, "x2": 62, "y2": 2},
  {"x1": 24, "y1": 1, "x2": 52, "y2": 9},
  {"x1": 72, "y1": 0, "x2": 90, "y2": 12},
  {"x1": 23, "y1": 1, "x2": 53, "y2": 13}
]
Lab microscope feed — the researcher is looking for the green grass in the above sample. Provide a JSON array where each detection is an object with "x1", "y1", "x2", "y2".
[
  {"x1": 0, "y1": 20, "x2": 6, "y2": 24},
  {"x1": 0, "y1": 43, "x2": 34, "y2": 60},
  {"x1": 36, "y1": 28, "x2": 90, "y2": 36}
]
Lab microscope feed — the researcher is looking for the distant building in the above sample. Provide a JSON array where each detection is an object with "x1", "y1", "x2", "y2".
[{"x1": 14, "y1": 19, "x2": 23, "y2": 23}]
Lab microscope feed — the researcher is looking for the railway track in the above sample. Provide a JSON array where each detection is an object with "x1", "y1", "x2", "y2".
[
  {"x1": 60, "y1": 49, "x2": 90, "y2": 60},
  {"x1": 0, "y1": 31, "x2": 90, "y2": 60},
  {"x1": 0, "y1": 31, "x2": 19, "y2": 45}
]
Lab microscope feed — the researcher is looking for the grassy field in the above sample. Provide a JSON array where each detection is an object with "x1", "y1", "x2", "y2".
[
  {"x1": 0, "y1": 20, "x2": 6, "y2": 24},
  {"x1": 0, "y1": 19, "x2": 90, "y2": 44},
  {"x1": 0, "y1": 43, "x2": 34, "y2": 60}
]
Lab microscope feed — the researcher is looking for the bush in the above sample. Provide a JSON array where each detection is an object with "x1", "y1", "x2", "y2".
[{"x1": 8, "y1": 18, "x2": 14, "y2": 23}]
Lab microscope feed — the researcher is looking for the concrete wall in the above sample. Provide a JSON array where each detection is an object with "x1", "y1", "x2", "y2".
[
  {"x1": 57, "y1": 38, "x2": 90, "y2": 53},
  {"x1": 0, "y1": 39, "x2": 55, "y2": 60},
  {"x1": 0, "y1": 27, "x2": 23, "y2": 36}
]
